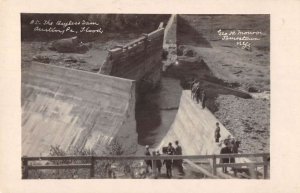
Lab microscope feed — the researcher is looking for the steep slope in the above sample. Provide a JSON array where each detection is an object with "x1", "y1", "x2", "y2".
[
  {"x1": 22, "y1": 62, "x2": 137, "y2": 156},
  {"x1": 158, "y1": 90, "x2": 233, "y2": 156}
]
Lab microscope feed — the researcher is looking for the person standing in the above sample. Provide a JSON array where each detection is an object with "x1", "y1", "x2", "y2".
[
  {"x1": 167, "y1": 142, "x2": 175, "y2": 155},
  {"x1": 201, "y1": 90, "x2": 206, "y2": 109},
  {"x1": 190, "y1": 79, "x2": 197, "y2": 97},
  {"x1": 196, "y1": 85, "x2": 202, "y2": 104},
  {"x1": 163, "y1": 150, "x2": 173, "y2": 178},
  {"x1": 152, "y1": 151, "x2": 158, "y2": 178},
  {"x1": 144, "y1": 145, "x2": 152, "y2": 173},
  {"x1": 230, "y1": 139, "x2": 238, "y2": 176},
  {"x1": 174, "y1": 140, "x2": 184, "y2": 174},
  {"x1": 215, "y1": 122, "x2": 221, "y2": 142},
  {"x1": 164, "y1": 142, "x2": 175, "y2": 178},
  {"x1": 220, "y1": 140, "x2": 231, "y2": 173},
  {"x1": 156, "y1": 151, "x2": 162, "y2": 176},
  {"x1": 191, "y1": 82, "x2": 199, "y2": 101}
]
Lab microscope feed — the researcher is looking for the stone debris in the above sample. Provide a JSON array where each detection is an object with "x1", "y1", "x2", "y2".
[{"x1": 49, "y1": 36, "x2": 90, "y2": 53}]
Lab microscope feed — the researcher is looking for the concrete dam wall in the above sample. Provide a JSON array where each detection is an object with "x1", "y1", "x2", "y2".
[
  {"x1": 157, "y1": 90, "x2": 250, "y2": 170},
  {"x1": 100, "y1": 27, "x2": 165, "y2": 87},
  {"x1": 159, "y1": 90, "x2": 235, "y2": 155},
  {"x1": 22, "y1": 62, "x2": 137, "y2": 156}
]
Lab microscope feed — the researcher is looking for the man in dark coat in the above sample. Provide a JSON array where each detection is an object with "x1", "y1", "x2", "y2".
[
  {"x1": 201, "y1": 90, "x2": 207, "y2": 109},
  {"x1": 167, "y1": 142, "x2": 175, "y2": 155},
  {"x1": 190, "y1": 79, "x2": 197, "y2": 93},
  {"x1": 163, "y1": 150, "x2": 173, "y2": 178},
  {"x1": 196, "y1": 86, "x2": 202, "y2": 104},
  {"x1": 156, "y1": 151, "x2": 162, "y2": 175},
  {"x1": 230, "y1": 139, "x2": 239, "y2": 176},
  {"x1": 220, "y1": 141, "x2": 232, "y2": 173},
  {"x1": 163, "y1": 143, "x2": 175, "y2": 178},
  {"x1": 144, "y1": 145, "x2": 152, "y2": 173},
  {"x1": 215, "y1": 122, "x2": 221, "y2": 142},
  {"x1": 174, "y1": 140, "x2": 184, "y2": 174}
]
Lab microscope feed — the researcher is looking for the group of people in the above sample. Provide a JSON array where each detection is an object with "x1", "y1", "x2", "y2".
[
  {"x1": 191, "y1": 79, "x2": 206, "y2": 109},
  {"x1": 144, "y1": 141, "x2": 184, "y2": 178},
  {"x1": 220, "y1": 137, "x2": 241, "y2": 174},
  {"x1": 144, "y1": 120, "x2": 242, "y2": 177},
  {"x1": 215, "y1": 122, "x2": 241, "y2": 175}
]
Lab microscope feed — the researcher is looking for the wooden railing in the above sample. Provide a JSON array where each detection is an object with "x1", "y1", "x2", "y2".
[{"x1": 21, "y1": 153, "x2": 269, "y2": 179}]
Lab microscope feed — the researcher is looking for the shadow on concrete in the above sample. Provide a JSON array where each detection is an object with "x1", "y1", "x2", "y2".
[
  {"x1": 135, "y1": 77, "x2": 182, "y2": 147},
  {"x1": 177, "y1": 15, "x2": 212, "y2": 48},
  {"x1": 135, "y1": 89, "x2": 162, "y2": 146}
]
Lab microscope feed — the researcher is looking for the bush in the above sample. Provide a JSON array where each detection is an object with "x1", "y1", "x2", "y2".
[{"x1": 27, "y1": 139, "x2": 139, "y2": 179}]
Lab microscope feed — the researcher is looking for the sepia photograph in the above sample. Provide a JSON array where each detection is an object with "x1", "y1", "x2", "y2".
[{"x1": 21, "y1": 13, "x2": 270, "y2": 179}]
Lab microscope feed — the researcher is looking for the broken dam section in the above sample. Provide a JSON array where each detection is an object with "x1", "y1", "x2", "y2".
[
  {"x1": 21, "y1": 25, "x2": 166, "y2": 157},
  {"x1": 100, "y1": 27, "x2": 165, "y2": 92}
]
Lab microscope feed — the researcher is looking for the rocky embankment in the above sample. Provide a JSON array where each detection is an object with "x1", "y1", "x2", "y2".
[{"x1": 174, "y1": 14, "x2": 270, "y2": 154}]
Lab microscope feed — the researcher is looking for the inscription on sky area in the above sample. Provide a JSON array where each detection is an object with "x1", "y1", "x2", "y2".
[
  {"x1": 217, "y1": 29, "x2": 264, "y2": 49},
  {"x1": 30, "y1": 19, "x2": 104, "y2": 35}
]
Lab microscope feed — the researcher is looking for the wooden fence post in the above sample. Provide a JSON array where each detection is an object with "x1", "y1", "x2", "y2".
[
  {"x1": 22, "y1": 157, "x2": 28, "y2": 179},
  {"x1": 249, "y1": 164, "x2": 257, "y2": 179},
  {"x1": 212, "y1": 155, "x2": 217, "y2": 176},
  {"x1": 152, "y1": 157, "x2": 157, "y2": 179},
  {"x1": 263, "y1": 156, "x2": 268, "y2": 179},
  {"x1": 90, "y1": 156, "x2": 95, "y2": 178}
]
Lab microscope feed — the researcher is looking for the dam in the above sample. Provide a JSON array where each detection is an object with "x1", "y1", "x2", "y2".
[
  {"x1": 21, "y1": 14, "x2": 270, "y2": 179},
  {"x1": 22, "y1": 23, "x2": 166, "y2": 156},
  {"x1": 21, "y1": 62, "x2": 137, "y2": 156}
]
